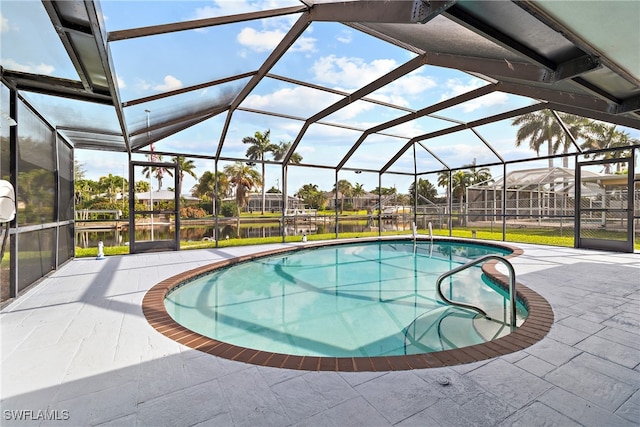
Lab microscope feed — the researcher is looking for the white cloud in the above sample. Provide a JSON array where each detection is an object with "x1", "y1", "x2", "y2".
[
  {"x1": 237, "y1": 27, "x2": 283, "y2": 52},
  {"x1": 244, "y1": 85, "x2": 335, "y2": 113},
  {"x1": 336, "y1": 30, "x2": 352, "y2": 44},
  {"x1": 236, "y1": 28, "x2": 315, "y2": 52},
  {"x1": 387, "y1": 73, "x2": 437, "y2": 96},
  {"x1": 200, "y1": 0, "x2": 302, "y2": 18},
  {"x1": 440, "y1": 78, "x2": 508, "y2": 112},
  {"x1": 1, "y1": 58, "x2": 54, "y2": 75},
  {"x1": 193, "y1": 1, "x2": 301, "y2": 33},
  {"x1": 244, "y1": 85, "x2": 378, "y2": 121},
  {"x1": 153, "y1": 75, "x2": 183, "y2": 92},
  {"x1": 116, "y1": 74, "x2": 126, "y2": 89},
  {"x1": 330, "y1": 102, "x2": 376, "y2": 121},
  {"x1": 385, "y1": 121, "x2": 432, "y2": 138},
  {"x1": 291, "y1": 36, "x2": 316, "y2": 53},
  {"x1": 193, "y1": 1, "x2": 259, "y2": 19},
  {"x1": 135, "y1": 79, "x2": 152, "y2": 92},
  {"x1": 366, "y1": 73, "x2": 438, "y2": 108},
  {"x1": 0, "y1": 13, "x2": 10, "y2": 33},
  {"x1": 310, "y1": 56, "x2": 438, "y2": 109},
  {"x1": 311, "y1": 55, "x2": 398, "y2": 89}
]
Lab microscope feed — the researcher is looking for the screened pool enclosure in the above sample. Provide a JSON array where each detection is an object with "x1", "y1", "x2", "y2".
[{"x1": 1, "y1": 0, "x2": 639, "y2": 302}]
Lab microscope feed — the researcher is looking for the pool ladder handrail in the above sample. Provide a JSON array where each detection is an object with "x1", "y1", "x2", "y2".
[{"x1": 436, "y1": 255, "x2": 517, "y2": 328}]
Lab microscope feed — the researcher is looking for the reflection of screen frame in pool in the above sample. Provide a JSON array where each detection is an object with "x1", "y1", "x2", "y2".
[{"x1": 143, "y1": 237, "x2": 553, "y2": 371}]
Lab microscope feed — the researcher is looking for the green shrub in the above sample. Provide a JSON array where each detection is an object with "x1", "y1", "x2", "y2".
[
  {"x1": 180, "y1": 206, "x2": 207, "y2": 218},
  {"x1": 220, "y1": 201, "x2": 237, "y2": 217}
]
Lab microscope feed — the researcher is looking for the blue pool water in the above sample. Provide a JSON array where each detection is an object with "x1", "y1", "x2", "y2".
[{"x1": 165, "y1": 240, "x2": 528, "y2": 357}]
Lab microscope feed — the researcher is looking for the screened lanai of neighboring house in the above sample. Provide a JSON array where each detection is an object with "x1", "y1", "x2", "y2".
[
  {"x1": 1, "y1": 0, "x2": 639, "y2": 301},
  {"x1": 467, "y1": 167, "x2": 603, "y2": 219}
]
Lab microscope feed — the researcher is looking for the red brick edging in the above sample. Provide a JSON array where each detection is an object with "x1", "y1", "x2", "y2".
[{"x1": 142, "y1": 238, "x2": 553, "y2": 371}]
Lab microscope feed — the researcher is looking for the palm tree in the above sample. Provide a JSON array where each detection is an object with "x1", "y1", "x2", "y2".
[
  {"x1": 438, "y1": 169, "x2": 472, "y2": 225},
  {"x1": 223, "y1": 161, "x2": 262, "y2": 217},
  {"x1": 333, "y1": 179, "x2": 353, "y2": 213},
  {"x1": 512, "y1": 110, "x2": 564, "y2": 168},
  {"x1": 191, "y1": 170, "x2": 230, "y2": 214},
  {"x1": 409, "y1": 178, "x2": 437, "y2": 205},
  {"x1": 97, "y1": 173, "x2": 127, "y2": 204},
  {"x1": 142, "y1": 154, "x2": 173, "y2": 191},
  {"x1": 437, "y1": 170, "x2": 451, "y2": 211},
  {"x1": 466, "y1": 159, "x2": 492, "y2": 185},
  {"x1": 581, "y1": 123, "x2": 637, "y2": 173},
  {"x1": 554, "y1": 113, "x2": 590, "y2": 167},
  {"x1": 171, "y1": 156, "x2": 197, "y2": 196},
  {"x1": 452, "y1": 170, "x2": 472, "y2": 225},
  {"x1": 273, "y1": 140, "x2": 303, "y2": 164},
  {"x1": 243, "y1": 130, "x2": 278, "y2": 214},
  {"x1": 352, "y1": 182, "x2": 365, "y2": 211},
  {"x1": 74, "y1": 178, "x2": 96, "y2": 206}
]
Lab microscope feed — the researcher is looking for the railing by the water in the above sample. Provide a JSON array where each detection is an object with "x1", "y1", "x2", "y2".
[{"x1": 435, "y1": 255, "x2": 517, "y2": 329}]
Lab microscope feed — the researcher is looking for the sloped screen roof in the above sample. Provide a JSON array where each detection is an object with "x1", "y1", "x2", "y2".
[{"x1": 2, "y1": 0, "x2": 639, "y2": 178}]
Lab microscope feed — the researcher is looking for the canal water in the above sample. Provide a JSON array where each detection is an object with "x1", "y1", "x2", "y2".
[{"x1": 76, "y1": 220, "x2": 414, "y2": 248}]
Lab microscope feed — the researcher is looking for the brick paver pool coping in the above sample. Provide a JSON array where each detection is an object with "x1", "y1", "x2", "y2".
[{"x1": 142, "y1": 237, "x2": 553, "y2": 371}]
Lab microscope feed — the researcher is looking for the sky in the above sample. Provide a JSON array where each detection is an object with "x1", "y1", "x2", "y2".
[{"x1": 2, "y1": 0, "x2": 639, "y2": 197}]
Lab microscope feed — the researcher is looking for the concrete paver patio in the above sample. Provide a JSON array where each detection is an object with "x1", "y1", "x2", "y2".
[{"x1": 1, "y1": 241, "x2": 639, "y2": 426}]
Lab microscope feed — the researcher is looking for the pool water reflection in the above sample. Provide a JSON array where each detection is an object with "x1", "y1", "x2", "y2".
[{"x1": 165, "y1": 240, "x2": 527, "y2": 358}]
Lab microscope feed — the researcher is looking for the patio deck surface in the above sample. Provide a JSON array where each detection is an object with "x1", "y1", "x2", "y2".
[{"x1": 1, "y1": 241, "x2": 639, "y2": 426}]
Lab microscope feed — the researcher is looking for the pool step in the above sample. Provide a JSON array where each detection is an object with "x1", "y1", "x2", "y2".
[
  {"x1": 472, "y1": 316, "x2": 512, "y2": 342},
  {"x1": 404, "y1": 307, "x2": 484, "y2": 353}
]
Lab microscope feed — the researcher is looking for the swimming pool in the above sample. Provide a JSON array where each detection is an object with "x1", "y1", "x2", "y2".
[{"x1": 144, "y1": 238, "x2": 553, "y2": 370}]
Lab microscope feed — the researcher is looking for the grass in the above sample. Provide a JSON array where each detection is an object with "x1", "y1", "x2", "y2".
[{"x1": 73, "y1": 225, "x2": 639, "y2": 258}]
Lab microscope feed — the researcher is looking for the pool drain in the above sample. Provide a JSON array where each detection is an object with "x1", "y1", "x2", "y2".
[{"x1": 436, "y1": 376, "x2": 450, "y2": 386}]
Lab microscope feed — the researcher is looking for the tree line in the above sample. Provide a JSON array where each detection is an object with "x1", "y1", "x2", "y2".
[{"x1": 75, "y1": 115, "x2": 637, "y2": 217}]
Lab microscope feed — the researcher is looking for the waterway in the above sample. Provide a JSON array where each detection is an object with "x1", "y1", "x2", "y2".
[{"x1": 76, "y1": 219, "x2": 415, "y2": 248}]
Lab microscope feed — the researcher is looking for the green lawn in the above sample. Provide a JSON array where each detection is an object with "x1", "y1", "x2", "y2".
[{"x1": 72, "y1": 226, "x2": 640, "y2": 258}]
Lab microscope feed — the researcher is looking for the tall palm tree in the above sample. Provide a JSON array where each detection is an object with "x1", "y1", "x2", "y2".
[
  {"x1": 333, "y1": 179, "x2": 353, "y2": 213},
  {"x1": 581, "y1": 123, "x2": 637, "y2": 173},
  {"x1": 554, "y1": 113, "x2": 590, "y2": 167},
  {"x1": 223, "y1": 161, "x2": 262, "y2": 217},
  {"x1": 512, "y1": 110, "x2": 564, "y2": 168},
  {"x1": 437, "y1": 170, "x2": 451, "y2": 211},
  {"x1": 273, "y1": 140, "x2": 303, "y2": 164},
  {"x1": 438, "y1": 169, "x2": 472, "y2": 225},
  {"x1": 452, "y1": 170, "x2": 472, "y2": 225},
  {"x1": 142, "y1": 153, "x2": 173, "y2": 191},
  {"x1": 171, "y1": 156, "x2": 197, "y2": 196},
  {"x1": 243, "y1": 130, "x2": 278, "y2": 214},
  {"x1": 466, "y1": 159, "x2": 492, "y2": 185},
  {"x1": 74, "y1": 179, "x2": 95, "y2": 205},
  {"x1": 352, "y1": 182, "x2": 365, "y2": 210}
]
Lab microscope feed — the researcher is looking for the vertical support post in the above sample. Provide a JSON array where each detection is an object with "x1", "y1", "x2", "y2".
[
  {"x1": 448, "y1": 169, "x2": 452, "y2": 236},
  {"x1": 9, "y1": 87, "x2": 18, "y2": 298},
  {"x1": 128, "y1": 161, "x2": 135, "y2": 253},
  {"x1": 413, "y1": 143, "x2": 418, "y2": 228},
  {"x1": 281, "y1": 164, "x2": 287, "y2": 243},
  {"x1": 574, "y1": 157, "x2": 581, "y2": 248},
  {"x1": 214, "y1": 160, "x2": 219, "y2": 248},
  {"x1": 627, "y1": 148, "x2": 638, "y2": 252},
  {"x1": 126, "y1": 151, "x2": 133, "y2": 254},
  {"x1": 173, "y1": 162, "x2": 180, "y2": 250},
  {"x1": 502, "y1": 163, "x2": 507, "y2": 241},
  {"x1": 53, "y1": 129, "x2": 60, "y2": 269},
  {"x1": 334, "y1": 169, "x2": 339, "y2": 239},
  {"x1": 378, "y1": 173, "x2": 382, "y2": 236}
]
